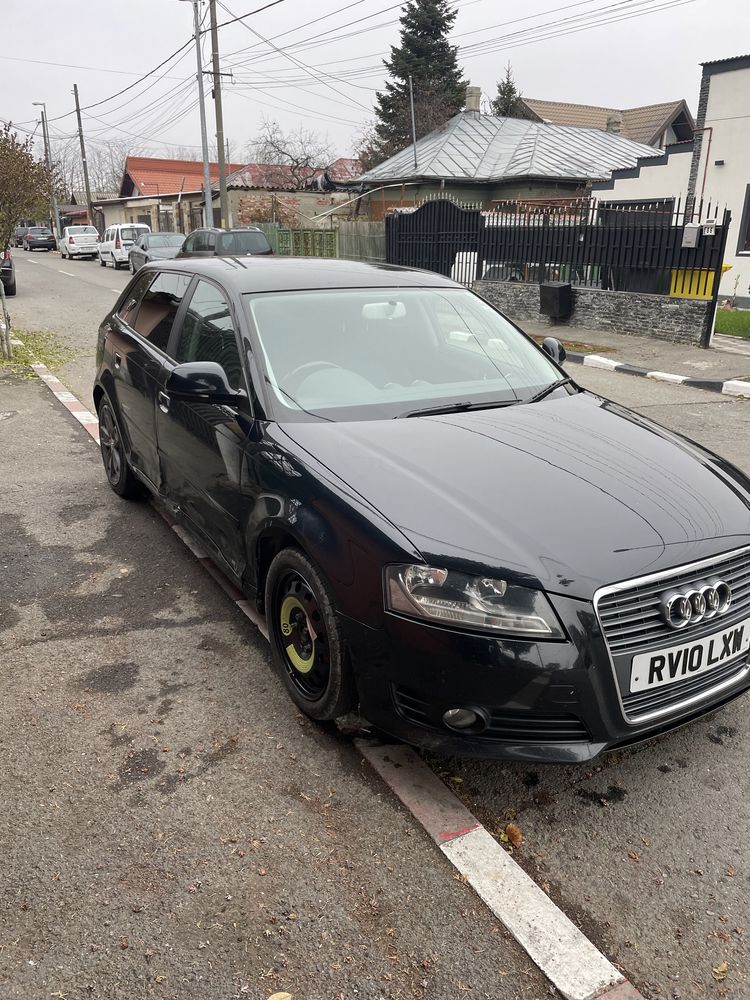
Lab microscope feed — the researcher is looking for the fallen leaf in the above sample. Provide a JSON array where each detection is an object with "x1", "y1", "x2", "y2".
[
  {"x1": 267, "y1": 994, "x2": 293, "y2": 1000},
  {"x1": 726, "y1": 866, "x2": 736, "y2": 877},
  {"x1": 628, "y1": 852, "x2": 640, "y2": 862},
  {"x1": 505, "y1": 823, "x2": 523, "y2": 848},
  {"x1": 713, "y1": 961, "x2": 729, "y2": 982}
]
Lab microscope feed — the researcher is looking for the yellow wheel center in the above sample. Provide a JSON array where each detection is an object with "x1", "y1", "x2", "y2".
[{"x1": 280, "y1": 594, "x2": 315, "y2": 674}]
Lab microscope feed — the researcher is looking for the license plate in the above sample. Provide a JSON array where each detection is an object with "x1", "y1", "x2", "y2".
[{"x1": 630, "y1": 618, "x2": 750, "y2": 693}]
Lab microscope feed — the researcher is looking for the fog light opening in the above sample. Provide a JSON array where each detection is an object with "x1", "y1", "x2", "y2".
[{"x1": 442, "y1": 707, "x2": 488, "y2": 735}]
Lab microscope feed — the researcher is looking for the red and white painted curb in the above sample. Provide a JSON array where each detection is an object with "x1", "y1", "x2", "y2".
[
  {"x1": 31, "y1": 363, "x2": 101, "y2": 444},
  {"x1": 358, "y1": 743, "x2": 643, "y2": 1000},
  {"x1": 31, "y1": 362, "x2": 644, "y2": 1000}
]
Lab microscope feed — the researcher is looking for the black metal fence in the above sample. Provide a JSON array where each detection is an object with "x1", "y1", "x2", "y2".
[{"x1": 386, "y1": 197, "x2": 731, "y2": 299}]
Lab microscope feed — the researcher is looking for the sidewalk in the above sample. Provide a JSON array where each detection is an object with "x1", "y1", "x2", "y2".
[{"x1": 520, "y1": 321, "x2": 750, "y2": 382}]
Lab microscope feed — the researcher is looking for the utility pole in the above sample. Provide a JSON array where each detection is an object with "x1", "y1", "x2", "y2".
[
  {"x1": 408, "y1": 75, "x2": 418, "y2": 171},
  {"x1": 187, "y1": 0, "x2": 213, "y2": 229},
  {"x1": 72, "y1": 84, "x2": 95, "y2": 229},
  {"x1": 32, "y1": 102, "x2": 62, "y2": 240},
  {"x1": 209, "y1": 0, "x2": 229, "y2": 227}
]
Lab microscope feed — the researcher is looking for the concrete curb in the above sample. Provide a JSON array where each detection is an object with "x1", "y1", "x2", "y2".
[{"x1": 566, "y1": 350, "x2": 750, "y2": 398}]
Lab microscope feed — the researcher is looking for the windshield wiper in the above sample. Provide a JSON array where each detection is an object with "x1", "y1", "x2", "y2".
[
  {"x1": 399, "y1": 399, "x2": 515, "y2": 418},
  {"x1": 524, "y1": 377, "x2": 576, "y2": 404}
]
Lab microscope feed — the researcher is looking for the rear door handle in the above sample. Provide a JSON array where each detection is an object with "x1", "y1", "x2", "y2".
[
  {"x1": 158, "y1": 391, "x2": 170, "y2": 413},
  {"x1": 113, "y1": 352, "x2": 121, "y2": 369}
]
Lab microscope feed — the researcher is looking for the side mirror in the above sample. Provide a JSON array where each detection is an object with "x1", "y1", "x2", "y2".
[
  {"x1": 166, "y1": 361, "x2": 244, "y2": 404},
  {"x1": 541, "y1": 337, "x2": 567, "y2": 364}
]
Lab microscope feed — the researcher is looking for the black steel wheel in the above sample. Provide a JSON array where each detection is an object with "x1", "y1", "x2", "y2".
[
  {"x1": 99, "y1": 253, "x2": 106, "y2": 267},
  {"x1": 266, "y1": 549, "x2": 355, "y2": 720},
  {"x1": 98, "y1": 398, "x2": 145, "y2": 500}
]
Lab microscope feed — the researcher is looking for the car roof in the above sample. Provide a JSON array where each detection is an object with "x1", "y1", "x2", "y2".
[{"x1": 145, "y1": 256, "x2": 462, "y2": 293}]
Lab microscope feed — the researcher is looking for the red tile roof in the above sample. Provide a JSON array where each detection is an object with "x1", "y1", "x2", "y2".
[
  {"x1": 121, "y1": 156, "x2": 245, "y2": 197},
  {"x1": 225, "y1": 157, "x2": 362, "y2": 191}
]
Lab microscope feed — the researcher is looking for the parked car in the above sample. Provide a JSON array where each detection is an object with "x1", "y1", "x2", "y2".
[
  {"x1": 129, "y1": 232, "x2": 185, "y2": 273},
  {"x1": 23, "y1": 226, "x2": 56, "y2": 252},
  {"x1": 98, "y1": 223, "x2": 151, "y2": 269},
  {"x1": 59, "y1": 225, "x2": 100, "y2": 260},
  {"x1": 1, "y1": 248, "x2": 16, "y2": 296},
  {"x1": 13, "y1": 226, "x2": 29, "y2": 248},
  {"x1": 177, "y1": 226, "x2": 272, "y2": 258},
  {"x1": 93, "y1": 258, "x2": 750, "y2": 762}
]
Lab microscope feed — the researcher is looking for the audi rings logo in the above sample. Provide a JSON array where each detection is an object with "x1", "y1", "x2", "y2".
[{"x1": 660, "y1": 580, "x2": 732, "y2": 629}]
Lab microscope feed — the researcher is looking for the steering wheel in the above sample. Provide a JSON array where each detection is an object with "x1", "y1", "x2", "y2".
[{"x1": 284, "y1": 361, "x2": 344, "y2": 395}]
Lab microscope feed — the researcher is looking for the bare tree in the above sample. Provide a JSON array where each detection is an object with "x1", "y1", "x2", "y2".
[{"x1": 244, "y1": 119, "x2": 334, "y2": 190}]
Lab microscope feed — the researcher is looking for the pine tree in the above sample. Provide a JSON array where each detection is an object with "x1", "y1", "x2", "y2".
[
  {"x1": 491, "y1": 64, "x2": 525, "y2": 118},
  {"x1": 372, "y1": 0, "x2": 466, "y2": 162}
]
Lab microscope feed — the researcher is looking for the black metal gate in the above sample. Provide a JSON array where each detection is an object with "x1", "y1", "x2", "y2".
[{"x1": 386, "y1": 199, "x2": 482, "y2": 282}]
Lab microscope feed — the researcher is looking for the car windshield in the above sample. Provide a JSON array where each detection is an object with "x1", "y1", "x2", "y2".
[
  {"x1": 68, "y1": 226, "x2": 97, "y2": 235},
  {"x1": 216, "y1": 231, "x2": 270, "y2": 255},
  {"x1": 149, "y1": 234, "x2": 184, "y2": 248},
  {"x1": 245, "y1": 287, "x2": 562, "y2": 422},
  {"x1": 121, "y1": 226, "x2": 148, "y2": 241}
]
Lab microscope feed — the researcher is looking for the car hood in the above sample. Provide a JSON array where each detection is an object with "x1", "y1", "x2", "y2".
[{"x1": 279, "y1": 392, "x2": 750, "y2": 600}]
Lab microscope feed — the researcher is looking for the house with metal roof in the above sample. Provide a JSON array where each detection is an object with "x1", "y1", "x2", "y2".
[
  {"x1": 520, "y1": 98, "x2": 694, "y2": 148},
  {"x1": 358, "y1": 95, "x2": 666, "y2": 217}
]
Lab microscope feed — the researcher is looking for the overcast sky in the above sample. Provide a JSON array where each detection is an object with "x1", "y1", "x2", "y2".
[{"x1": 4, "y1": 0, "x2": 748, "y2": 163}]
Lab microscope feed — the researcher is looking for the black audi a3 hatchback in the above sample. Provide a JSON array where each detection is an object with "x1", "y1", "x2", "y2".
[{"x1": 93, "y1": 258, "x2": 750, "y2": 762}]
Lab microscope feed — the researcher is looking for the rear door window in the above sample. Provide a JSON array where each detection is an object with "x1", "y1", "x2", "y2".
[
  {"x1": 132, "y1": 272, "x2": 193, "y2": 353},
  {"x1": 117, "y1": 272, "x2": 155, "y2": 327}
]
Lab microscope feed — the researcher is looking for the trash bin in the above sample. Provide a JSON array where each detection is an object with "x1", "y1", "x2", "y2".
[{"x1": 540, "y1": 281, "x2": 573, "y2": 320}]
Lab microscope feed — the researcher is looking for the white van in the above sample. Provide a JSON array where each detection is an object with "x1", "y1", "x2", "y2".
[{"x1": 98, "y1": 223, "x2": 151, "y2": 269}]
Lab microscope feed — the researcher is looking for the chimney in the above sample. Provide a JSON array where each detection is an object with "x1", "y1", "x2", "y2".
[
  {"x1": 465, "y1": 85, "x2": 481, "y2": 113},
  {"x1": 606, "y1": 113, "x2": 623, "y2": 134}
]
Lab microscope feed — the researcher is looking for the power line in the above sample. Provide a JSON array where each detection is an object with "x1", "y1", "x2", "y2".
[{"x1": 216, "y1": 0, "x2": 370, "y2": 110}]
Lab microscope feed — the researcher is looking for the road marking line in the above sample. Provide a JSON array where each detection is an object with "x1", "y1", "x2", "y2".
[
  {"x1": 29, "y1": 362, "x2": 644, "y2": 1000},
  {"x1": 59, "y1": 269, "x2": 76, "y2": 277}
]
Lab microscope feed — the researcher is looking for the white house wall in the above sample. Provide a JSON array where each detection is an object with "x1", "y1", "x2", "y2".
[
  {"x1": 694, "y1": 64, "x2": 750, "y2": 302},
  {"x1": 594, "y1": 146, "x2": 692, "y2": 202}
]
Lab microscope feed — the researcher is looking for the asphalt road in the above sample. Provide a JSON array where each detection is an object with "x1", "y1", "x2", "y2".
[{"x1": 3, "y1": 250, "x2": 750, "y2": 998}]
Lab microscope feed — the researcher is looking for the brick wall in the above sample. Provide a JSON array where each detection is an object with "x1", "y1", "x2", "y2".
[{"x1": 473, "y1": 281, "x2": 711, "y2": 345}]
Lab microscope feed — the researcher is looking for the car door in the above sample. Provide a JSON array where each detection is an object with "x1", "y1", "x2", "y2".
[
  {"x1": 156, "y1": 277, "x2": 253, "y2": 577},
  {"x1": 107, "y1": 270, "x2": 193, "y2": 490},
  {"x1": 132, "y1": 236, "x2": 147, "y2": 270}
]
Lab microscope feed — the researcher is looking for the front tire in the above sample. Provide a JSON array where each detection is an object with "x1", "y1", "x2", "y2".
[
  {"x1": 266, "y1": 549, "x2": 355, "y2": 721},
  {"x1": 97, "y1": 398, "x2": 145, "y2": 500},
  {"x1": 5, "y1": 278, "x2": 16, "y2": 296},
  {"x1": 99, "y1": 254, "x2": 106, "y2": 267}
]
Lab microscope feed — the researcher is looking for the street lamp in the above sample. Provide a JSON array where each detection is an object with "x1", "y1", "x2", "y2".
[
  {"x1": 32, "y1": 101, "x2": 62, "y2": 241},
  {"x1": 177, "y1": 0, "x2": 213, "y2": 228}
]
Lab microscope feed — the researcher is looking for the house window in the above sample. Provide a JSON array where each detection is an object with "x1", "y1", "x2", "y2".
[{"x1": 738, "y1": 185, "x2": 750, "y2": 254}]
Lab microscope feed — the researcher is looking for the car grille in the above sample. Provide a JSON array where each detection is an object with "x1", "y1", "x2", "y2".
[
  {"x1": 595, "y1": 547, "x2": 750, "y2": 722},
  {"x1": 392, "y1": 686, "x2": 590, "y2": 743},
  {"x1": 596, "y1": 548, "x2": 750, "y2": 653}
]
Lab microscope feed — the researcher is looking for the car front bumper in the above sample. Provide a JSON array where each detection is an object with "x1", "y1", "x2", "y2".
[{"x1": 341, "y1": 594, "x2": 750, "y2": 762}]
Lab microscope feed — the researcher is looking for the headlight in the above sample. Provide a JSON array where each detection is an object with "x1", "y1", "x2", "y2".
[{"x1": 385, "y1": 564, "x2": 564, "y2": 639}]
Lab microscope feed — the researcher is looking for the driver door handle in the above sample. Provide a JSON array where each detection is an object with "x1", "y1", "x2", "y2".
[
  {"x1": 114, "y1": 352, "x2": 121, "y2": 369},
  {"x1": 158, "y1": 391, "x2": 170, "y2": 413}
]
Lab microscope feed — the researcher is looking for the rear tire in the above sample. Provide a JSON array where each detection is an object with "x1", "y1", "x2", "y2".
[
  {"x1": 265, "y1": 548, "x2": 355, "y2": 721},
  {"x1": 5, "y1": 278, "x2": 16, "y2": 297},
  {"x1": 97, "y1": 397, "x2": 146, "y2": 500}
]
